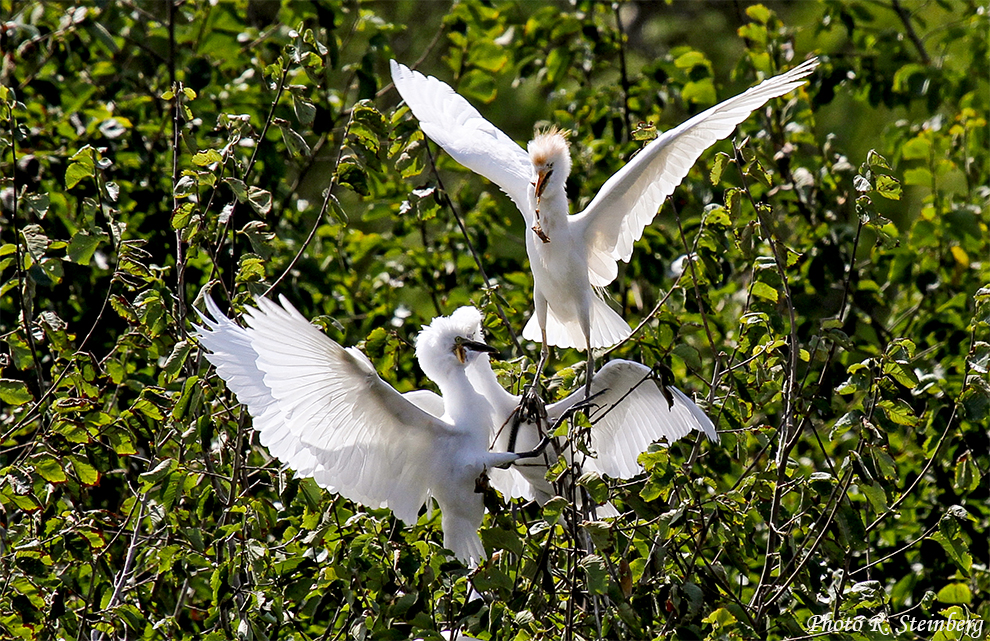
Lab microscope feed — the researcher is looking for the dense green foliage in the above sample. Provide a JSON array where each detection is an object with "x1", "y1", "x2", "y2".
[{"x1": 1, "y1": 1, "x2": 987, "y2": 639}]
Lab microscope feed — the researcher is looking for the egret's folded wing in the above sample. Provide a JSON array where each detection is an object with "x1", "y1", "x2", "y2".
[
  {"x1": 548, "y1": 360, "x2": 717, "y2": 478},
  {"x1": 574, "y1": 58, "x2": 819, "y2": 286},
  {"x1": 390, "y1": 60, "x2": 535, "y2": 226},
  {"x1": 402, "y1": 389, "x2": 445, "y2": 417},
  {"x1": 229, "y1": 295, "x2": 456, "y2": 525}
]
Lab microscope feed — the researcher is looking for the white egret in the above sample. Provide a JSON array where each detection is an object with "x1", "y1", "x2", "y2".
[
  {"x1": 390, "y1": 57, "x2": 819, "y2": 395},
  {"x1": 194, "y1": 296, "x2": 553, "y2": 567},
  {"x1": 403, "y1": 307, "x2": 718, "y2": 510}
]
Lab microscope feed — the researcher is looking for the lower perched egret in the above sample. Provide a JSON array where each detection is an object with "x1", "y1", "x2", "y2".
[
  {"x1": 390, "y1": 57, "x2": 819, "y2": 397},
  {"x1": 401, "y1": 307, "x2": 718, "y2": 510},
  {"x1": 194, "y1": 296, "x2": 551, "y2": 566}
]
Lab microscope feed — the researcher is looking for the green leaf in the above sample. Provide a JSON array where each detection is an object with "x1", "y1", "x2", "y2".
[
  {"x1": 278, "y1": 122, "x2": 311, "y2": 157},
  {"x1": 710, "y1": 151, "x2": 730, "y2": 185},
  {"x1": 860, "y1": 481, "x2": 888, "y2": 513},
  {"x1": 140, "y1": 459, "x2": 174, "y2": 486},
  {"x1": 745, "y1": 4, "x2": 772, "y2": 24},
  {"x1": 577, "y1": 471, "x2": 609, "y2": 505},
  {"x1": 292, "y1": 96, "x2": 316, "y2": 126},
  {"x1": 225, "y1": 177, "x2": 248, "y2": 202},
  {"x1": 480, "y1": 526, "x2": 523, "y2": 557},
  {"x1": 930, "y1": 525, "x2": 972, "y2": 575},
  {"x1": 458, "y1": 69, "x2": 497, "y2": 103},
  {"x1": 674, "y1": 50, "x2": 709, "y2": 70},
  {"x1": 162, "y1": 340, "x2": 193, "y2": 381},
  {"x1": 65, "y1": 162, "x2": 94, "y2": 189},
  {"x1": 893, "y1": 63, "x2": 929, "y2": 94},
  {"x1": 66, "y1": 229, "x2": 108, "y2": 265},
  {"x1": 878, "y1": 399, "x2": 919, "y2": 426},
  {"x1": 545, "y1": 48, "x2": 570, "y2": 85},
  {"x1": 192, "y1": 149, "x2": 223, "y2": 166},
  {"x1": 936, "y1": 584, "x2": 972, "y2": 605},
  {"x1": 467, "y1": 40, "x2": 509, "y2": 72},
  {"x1": 672, "y1": 343, "x2": 702, "y2": 372},
  {"x1": 0, "y1": 378, "x2": 34, "y2": 405},
  {"x1": 702, "y1": 607, "x2": 738, "y2": 628},
  {"x1": 579, "y1": 555, "x2": 608, "y2": 595},
  {"x1": 751, "y1": 281, "x2": 779, "y2": 303},
  {"x1": 953, "y1": 454, "x2": 979, "y2": 493},
  {"x1": 336, "y1": 160, "x2": 368, "y2": 196},
  {"x1": 968, "y1": 341, "x2": 990, "y2": 374},
  {"x1": 247, "y1": 187, "x2": 272, "y2": 215},
  {"x1": 631, "y1": 122, "x2": 657, "y2": 142},
  {"x1": 69, "y1": 456, "x2": 100, "y2": 486},
  {"x1": 866, "y1": 149, "x2": 892, "y2": 171},
  {"x1": 904, "y1": 167, "x2": 932, "y2": 186},
  {"x1": 33, "y1": 455, "x2": 67, "y2": 483},
  {"x1": 902, "y1": 136, "x2": 931, "y2": 160},
  {"x1": 542, "y1": 496, "x2": 568, "y2": 526},
  {"x1": 170, "y1": 203, "x2": 196, "y2": 231},
  {"x1": 874, "y1": 174, "x2": 901, "y2": 200},
  {"x1": 682, "y1": 78, "x2": 716, "y2": 105}
]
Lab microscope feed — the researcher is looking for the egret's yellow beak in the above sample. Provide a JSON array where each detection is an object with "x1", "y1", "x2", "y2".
[{"x1": 534, "y1": 167, "x2": 553, "y2": 198}]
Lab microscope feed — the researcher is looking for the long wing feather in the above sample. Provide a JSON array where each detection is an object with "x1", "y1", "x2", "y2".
[
  {"x1": 548, "y1": 360, "x2": 717, "y2": 479},
  {"x1": 390, "y1": 60, "x2": 535, "y2": 226},
  {"x1": 575, "y1": 58, "x2": 819, "y2": 286},
  {"x1": 197, "y1": 295, "x2": 455, "y2": 525},
  {"x1": 195, "y1": 297, "x2": 323, "y2": 471}
]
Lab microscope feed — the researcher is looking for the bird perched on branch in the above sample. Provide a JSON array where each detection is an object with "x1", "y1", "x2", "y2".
[
  {"x1": 400, "y1": 307, "x2": 719, "y2": 511},
  {"x1": 390, "y1": 57, "x2": 819, "y2": 397},
  {"x1": 194, "y1": 296, "x2": 553, "y2": 567}
]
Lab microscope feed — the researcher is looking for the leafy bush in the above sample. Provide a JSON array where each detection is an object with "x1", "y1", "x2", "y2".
[{"x1": 1, "y1": 1, "x2": 987, "y2": 639}]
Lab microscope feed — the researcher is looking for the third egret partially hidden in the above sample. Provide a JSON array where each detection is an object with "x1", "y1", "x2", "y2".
[
  {"x1": 390, "y1": 57, "x2": 819, "y2": 395},
  {"x1": 195, "y1": 296, "x2": 551, "y2": 566}
]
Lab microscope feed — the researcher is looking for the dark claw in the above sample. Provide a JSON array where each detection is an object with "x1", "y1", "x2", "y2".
[
  {"x1": 508, "y1": 387, "x2": 548, "y2": 452},
  {"x1": 475, "y1": 470, "x2": 492, "y2": 493},
  {"x1": 532, "y1": 222, "x2": 550, "y2": 243}
]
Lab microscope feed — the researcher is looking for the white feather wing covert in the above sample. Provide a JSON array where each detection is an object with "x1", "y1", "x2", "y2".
[{"x1": 548, "y1": 360, "x2": 718, "y2": 479}]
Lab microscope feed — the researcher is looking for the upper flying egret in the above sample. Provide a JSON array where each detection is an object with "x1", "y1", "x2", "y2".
[
  {"x1": 402, "y1": 307, "x2": 718, "y2": 511},
  {"x1": 194, "y1": 295, "x2": 552, "y2": 567},
  {"x1": 390, "y1": 57, "x2": 819, "y2": 395}
]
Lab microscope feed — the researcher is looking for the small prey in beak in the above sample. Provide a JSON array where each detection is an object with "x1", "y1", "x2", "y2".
[{"x1": 531, "y1": 167, "x2": 553, "y2": 244}]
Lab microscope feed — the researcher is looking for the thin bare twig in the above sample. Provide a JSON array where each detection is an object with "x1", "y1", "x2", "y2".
[
  {"x1": 890, "y1": 0, "x2": 931, "y2": 65},
  {"x1": 423, "y1": 143, "x2": 523, "y2": 354}
]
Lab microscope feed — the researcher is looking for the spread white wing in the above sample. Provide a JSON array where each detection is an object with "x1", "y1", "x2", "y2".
[
  {"x1": 548, "y1": 360, "x2": 718, "y2": 479},
  {"x1": 195, "y1": 295, "x2": 456, "y2": 525},
  {"x1": 575, "y1": 58, "x2": 819, "y2": 286},
  {"x1": 390, "y1": 60, "x2": 535, "y2": 226}
]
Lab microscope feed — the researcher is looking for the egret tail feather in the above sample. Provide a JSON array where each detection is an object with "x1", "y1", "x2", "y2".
[{"x1": 523, "y1": 296, "x2": 630, "y2": 350}]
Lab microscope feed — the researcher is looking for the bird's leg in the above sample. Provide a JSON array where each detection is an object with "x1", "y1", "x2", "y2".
[
  {"x1": 521, "y1": 325, "x2": 550, "y2": 405},
  {"x1": 584, "y1": 340, "x2": 595, "y2": 402}
]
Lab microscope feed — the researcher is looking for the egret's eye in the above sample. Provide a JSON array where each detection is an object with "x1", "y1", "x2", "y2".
[{"x1": 453, "y1": 336, "x2": 467, "y2": 363}]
